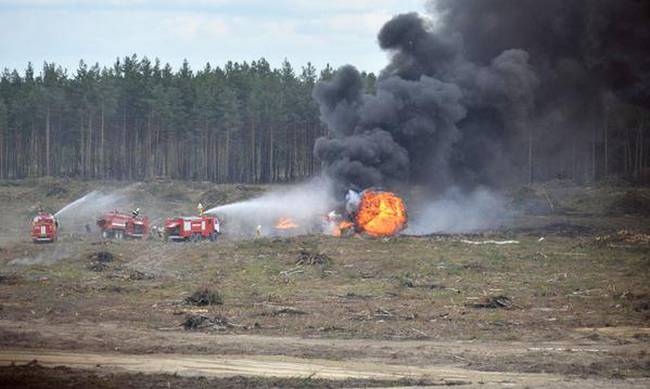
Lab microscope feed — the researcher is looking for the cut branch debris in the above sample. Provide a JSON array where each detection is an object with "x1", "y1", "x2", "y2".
[{"x1": 465, "y1": 295, "x2": 514, "y2": 309}]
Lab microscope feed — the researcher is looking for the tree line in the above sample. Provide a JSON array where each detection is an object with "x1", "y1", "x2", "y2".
[
  {"x1": 0, "y1": 55, "x2": 646, "y2": 185},
  {"x1": 0, "y1": 55, "x2": 376, "y2": 183}
]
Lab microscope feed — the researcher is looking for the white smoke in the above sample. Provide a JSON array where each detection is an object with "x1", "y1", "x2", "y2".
[
  {"x1": 405, "y1": 188, "x2": 508, "y2": 235},
  {"x1": 9, "y1": 243, "x2": 75, "y2": 266},
  {"x1": 345, "y1": 189, "x2": 361, "y2": 214},
  {"x1": 55, "y1": 189, "x2": 132, "y2": 233},
  {"x1": 205, "y1": 178, "x2": 336, "y2": 237}
]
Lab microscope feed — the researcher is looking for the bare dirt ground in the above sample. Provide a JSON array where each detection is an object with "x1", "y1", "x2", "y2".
[{"x1": 0, "y1": 178, "x2": 648, "y2": 387}]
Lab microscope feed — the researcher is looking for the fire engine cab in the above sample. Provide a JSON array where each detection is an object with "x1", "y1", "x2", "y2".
[
  {"x1": 31, "y1": 212, "x2": 58, "y2": 243},
  {"x1": 97, "y1": 210, "x2": 149, "y2": 239},
  {"x1": 164, "y1": 216, "x2": 220, "y2": 241}
]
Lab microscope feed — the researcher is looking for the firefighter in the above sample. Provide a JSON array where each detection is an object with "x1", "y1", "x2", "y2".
[
  {"x1": 198, "y1": 202, "x2": 204, "y2": 216},
  {"x1": 132, "y1": 208, "x2": 140, "y2": 217}
]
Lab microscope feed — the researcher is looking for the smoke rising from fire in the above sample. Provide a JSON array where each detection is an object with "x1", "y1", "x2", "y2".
[
  {"x1": 313, "y1": 1, "x2": 650, "y2": 191},
  {"x1": 406, "y1": 188, "x2": 507, "y2": 235}
]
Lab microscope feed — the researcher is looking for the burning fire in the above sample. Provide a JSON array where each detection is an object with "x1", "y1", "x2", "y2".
[
  {"x1": 275, "y1": 217, "x2": 299, "y2": 230},
  {"x1": 355, "y1": 190, "x2": 407, "y2": 237},
  {"x1": 332, "y1": 220, "x2": 354, "y2": 237}
]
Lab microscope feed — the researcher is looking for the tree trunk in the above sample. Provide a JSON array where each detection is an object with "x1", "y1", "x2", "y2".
[
  {"x1": 603, "y1": 107, "x2": 609, "y2": 178},
  {"x1": 46, "y1": 105, "x2": 51, "y2": 176},
  {"x1": 80, "y1": 114, "x2": 85, "y2": 177},
  {"x1": 592, "y1": 123, "x2": 597, "y2": 182},
  {"x1": 88, "y1": 112, "x2": 93, "y2": 177},
  {"x1": 528, "y1": 127, "x2": 533, "y2": 184},
  {"x1": 100, "y1": 104, "x2": 105, "y2": 178},
  {"x1": 122, "y1": 107, "x2": 127, "y2": 179}
]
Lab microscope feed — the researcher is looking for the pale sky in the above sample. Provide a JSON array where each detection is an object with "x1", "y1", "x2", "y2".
[{"x1": 0, "y1": 0, "x2": 426, "y2": 75}]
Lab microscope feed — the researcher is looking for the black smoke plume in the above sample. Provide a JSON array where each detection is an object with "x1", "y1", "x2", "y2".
[{"x1": 313, "y1": 0, "x2": 650, "y2": 191}]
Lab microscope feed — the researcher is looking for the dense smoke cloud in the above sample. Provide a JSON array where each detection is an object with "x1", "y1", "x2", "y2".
[{"x1": 313, "y1": 0, "x2": 650, "y2": 191}]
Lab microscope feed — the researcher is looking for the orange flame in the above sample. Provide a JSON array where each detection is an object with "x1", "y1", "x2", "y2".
[
  {"x1": 275, "y1": 217, "x2": 299, "y2": 229},
  {"x1": 355, "y1": 190, "x2": 407, "y2": 237},
  {"x1": 332, "y1": 220, "x2": 355, "y2": 237}
]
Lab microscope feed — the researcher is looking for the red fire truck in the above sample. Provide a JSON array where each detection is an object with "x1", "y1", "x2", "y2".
[
  {"x1": 97, "y1": 210, "x2": 149, "y2": 239},
  {"x1": 164, "y1": 216, "x2": 220, "y2": 241},
  {"x1": 31, "y1": 212, "x2": 58, "y2": 243}
]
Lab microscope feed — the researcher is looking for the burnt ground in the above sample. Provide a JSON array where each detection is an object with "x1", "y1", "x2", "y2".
[{"x1": 0, "y1": 179, "x2": 649, "y2": 387}]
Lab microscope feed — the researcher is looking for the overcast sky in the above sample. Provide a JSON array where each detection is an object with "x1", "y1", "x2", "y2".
[{"x1": 0, "y1": 0, "x2": 425, "y2": 75}]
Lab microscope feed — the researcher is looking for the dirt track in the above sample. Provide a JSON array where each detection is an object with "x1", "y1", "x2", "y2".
[
  {"x1": 1, "y1": 319, "x2": 649, "y2": 388},
  {"x1": 1, "y1": 348, "x2": 649, "y2": 388}
]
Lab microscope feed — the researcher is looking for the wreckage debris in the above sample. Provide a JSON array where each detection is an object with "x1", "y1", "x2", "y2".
[
  {"x1": 185, "y1": 288, "x2": 224, "y2": 306},
  {"x1": 466, "y1": 295, "x2": 514, "y2": 309}
]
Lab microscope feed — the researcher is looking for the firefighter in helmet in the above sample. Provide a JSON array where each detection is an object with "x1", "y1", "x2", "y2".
[
  {"x1": 198, "y1": 202, "x2": 204, "y2": 216},
  {"x1": 132, "y1": 207, "x2": 140, "y2": 218}
]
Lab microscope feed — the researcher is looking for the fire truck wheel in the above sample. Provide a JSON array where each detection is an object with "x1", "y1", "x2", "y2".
[
  {"x1": 210, "y1": 232, "x2": 218, "y2": 241},
  {"x1": 115, "y1": 230, "x2": 123, "y2": 240},
  {"x1": 190, "y1": 233, "x2": 199, "y2": 242}
]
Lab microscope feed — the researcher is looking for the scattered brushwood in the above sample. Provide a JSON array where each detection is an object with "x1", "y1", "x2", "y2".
[
  {"x1": 352, "y1": 307, "x2": 416, "y2": 322},
  {"x1": 108, "y1": 268, "x2": 154, "y2": 281},
  {"x1": 296, "y1": 248, "x2": 331, "y2": 266},
  {"x1": 397, "y1": 272, "x2": 446, "y2": 290},
  {"x1": 466, "y1": 295, "x2": 514, "y2": 309},
  {"x1": 615, "y1": 291, "x2": 650, "y2": 313},
  {"x1": 87, "y1": 262, "x2": 109, "y2": 272},
  {"x1": 273, "y1": 306, "x2": 307, "y2": 316},
  {"x1": 182, "y1": 314, "x2": 231, "y2": 331},
  {"x1": 596, "y1": 230, "x2": 650, "y2": 247},
  {"x1": 182, "y1": 314, "x2": 255, "y2": 331},
  {"x1": 126, "y1": 270, "x2": 154, "y2": 280},
  {"x1": 185, "y1": 288, "x2": 224, "y2": 306},
  {"x1": 87, "y1": 251, "x2": 114, "y2": 263},
  {"x1": 279, "y1": 266, "x2": 304, "y2": 279},
  {"x1": 257, "y1": 304, "x2": 308, "y2": 316},
  {"x1": 0, "y1": 273, "x2": 20, "y2": 284}
]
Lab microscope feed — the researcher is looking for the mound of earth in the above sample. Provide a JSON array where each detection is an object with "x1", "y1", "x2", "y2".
[
  {"x1": 508, "y1": 186, "x2": 557, "y2": 215},
  {"x1": 607, "y1": 190, "x2": 650, "y2": 216}
]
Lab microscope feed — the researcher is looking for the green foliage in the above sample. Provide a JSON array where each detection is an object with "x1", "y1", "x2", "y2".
[{"x1": 0, "y1": 56, "x2": 335, "y2": 183}]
